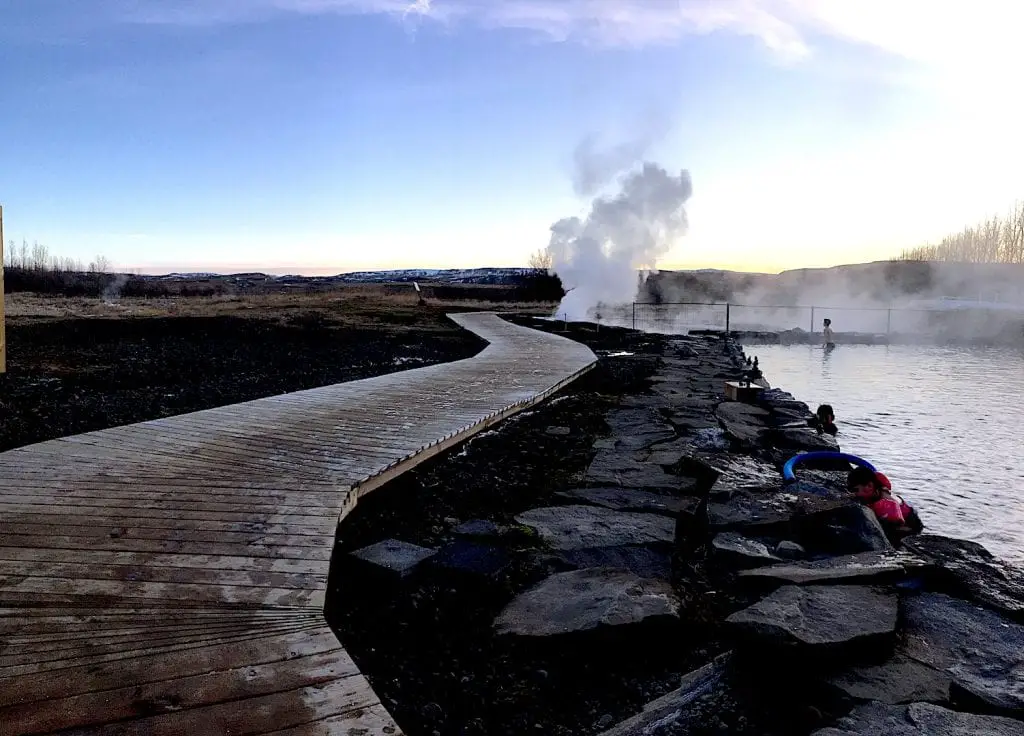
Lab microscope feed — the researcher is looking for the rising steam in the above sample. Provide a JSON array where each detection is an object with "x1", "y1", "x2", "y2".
[{"x1": 547, "y1": 162, "x2": 692, "y2": 321}]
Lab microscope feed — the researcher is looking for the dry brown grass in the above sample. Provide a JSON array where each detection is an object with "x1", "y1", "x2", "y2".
[{"x1": 4, "y1": 284, "x2": 558, "y2": 333}]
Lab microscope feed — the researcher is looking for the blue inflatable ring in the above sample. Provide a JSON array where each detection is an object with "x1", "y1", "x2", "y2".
[{"x1": 782, "y1": 451, "x2": 875, "y2": 483}]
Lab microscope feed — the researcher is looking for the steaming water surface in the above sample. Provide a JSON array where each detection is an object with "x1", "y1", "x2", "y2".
[{"x1": 749, "y1": 343, "x2": 1024, "y2": 564}]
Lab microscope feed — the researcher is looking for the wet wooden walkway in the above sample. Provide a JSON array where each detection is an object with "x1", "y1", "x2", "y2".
[{"x1": 0, "y1": 314, "x2": 596, "y2": 735}]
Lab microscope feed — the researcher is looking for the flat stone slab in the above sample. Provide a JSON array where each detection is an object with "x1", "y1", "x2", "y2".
[
  {"x1": 555, "y1": 545, "x2": 672, "y2": 580},
  {"x1": 556, "y1": 487, "x2": 699, "y2": 517},
  {"x1": 905, "y1": 535, "x2": 1024, "y2": 623},
  {"x1": 597, "y1": 654, "x2": 733, "y2": 735},
  {"x1": 812, "y1": 702, "x2": 1022, "y2": 736},
  {"x1": 770, "y1": 427, "x2": 840, "y2": 451},
  {"x1": 453, "y1": 519, "x2": 502, "y2": 539},
  {"x1": 603, "y1": 408, "x2": 677, "y2": 451},
  {"x1": 802, "y1": 503, "x2": 895, "y2": 556},
  {"x1": 828, "y1": 653, "x2": 951, "y2": 705},
  {"x1": 493, "y1": 567, "x2": 679, "y2": 637},
  {"x1": 727, "y1": 584, "x2": 898, "y2": 650},
  {"x1": 704, "y1": 453, "x2": 783, "y2": 494},
  {"x1": 712, "y1": 532, "x2": 780, "y2": 568},
  {"x1": 585, "y1": 450, "x2": 686, "y2": 491},
  {"x1": 430, "y1": 540, "x2": 512, "y2": 581},
  {"x1": 515, "y1": 505, "x2": 676, "y2": 551},
  {"x1": 349, "y1": 538, "x2": 436, "y2": 578},
  {"x1": 715, "y1": 402, "x2": 771, "y2": 445},
  {"x1": 740, "y1": 551, "x2": 930, "y2": 585},
  {"x1": 709, "y1": 488, "x2": 847, "y2": 532},
  {"x1": 901, "y1": 592, "x2": 1024, "y2": 715}
]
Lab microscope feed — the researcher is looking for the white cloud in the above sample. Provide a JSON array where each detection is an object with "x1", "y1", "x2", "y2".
[
  {"x1": 110, "y1": 1, "x2": 1024, "y2": 78},
  {"x1": 112, "y1": 0, "x2": 808, "y2": 56}
]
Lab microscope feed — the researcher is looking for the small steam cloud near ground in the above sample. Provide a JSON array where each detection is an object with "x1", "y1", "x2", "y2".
[{"x1": 546, "y1": 162, "x2": 693, "y2": 321}]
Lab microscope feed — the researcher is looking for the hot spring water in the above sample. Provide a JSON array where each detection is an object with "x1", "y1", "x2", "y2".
[{"x1": 749, "y1": 343, "x2": 1024, "y2": 564}]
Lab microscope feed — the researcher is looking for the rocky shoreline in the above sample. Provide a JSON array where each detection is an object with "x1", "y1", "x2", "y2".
[{"x1": 328, "y1": 316, "x2": 1024, "y2": 735}]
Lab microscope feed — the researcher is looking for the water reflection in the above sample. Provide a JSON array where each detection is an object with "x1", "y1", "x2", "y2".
[{"x1": 750, "y1": 343, "x2": 1024, "y2": 564}]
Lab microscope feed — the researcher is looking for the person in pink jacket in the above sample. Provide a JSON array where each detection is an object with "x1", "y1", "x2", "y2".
[{"x1": 847, "y1": 466, "x2": 924, "y2": 543}]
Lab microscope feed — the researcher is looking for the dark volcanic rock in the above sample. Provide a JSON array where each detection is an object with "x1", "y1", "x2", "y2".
[
  {"x1": 348, "y1": 539, "x2": 436, "y2": 579},
  {"x1": 597, "y1": 654, "x2": 733, "y2": 735},
  {"x1": 901, "y1": 592, "x2": 1024, "y2": 716},
  {"x1": 603, "y1": 408, "x2": 677, "y2": 450},
  {"x1": 429, "y1": 540, "x2": 513, "y2": 582},
  {"x1": 904, "y1": 535, "x2": 1024, "y2": 623},
  {"x1": 704, "y1": 453, "x2": 783, "y2": 495},
  {"x1": 712, "y1": 532, "x2": 781, "y2": 568},
  {"x1": 585, "y1": 450, "x2": 686, "y2": 491},
  {"x1": 727, "y1": 585, "x2": 898, "y2": 651},
  {"x1": 740, "y1": 551, "x2": 929, "y2": 586},
  {"x1": 514, "y1": 505, "x2": 676, "y2": 551},
  {"x1": 555, "y1": 545, "x2": 672, "y2": 580},
  {"x1": 770, "y1": 427, "x2": 840, "y2": 451},
  {"x1": 828, "y1": 653, "x2": 951, "y2": 705},
  {"x1": 453, "y1": 519, "x2": 502, "y2": 540},
  {"x1": 812, "y1": 702, "x2": 1022, "y2": 735},
  {"x1": 802, "y1": 504, "x2": 894, "y2": 556},
  {"x1": 775, "y1": 540, "x2": 807, "y2": 560},
  {"x1": 709, "y1": 488, "x2": 847, "y2": 533},
  {"x1": 493, "y1": 567, "x2": 679, "y2": 637},
  {"x1": 716, "y1": 402, "x2": 772, "y2": 446},
  {"x1": 666, "y1": 412, "x2": 720, "y2": 433},
  {"x1": 555, "y1": 487, "x2": 699, "y2": 518}
]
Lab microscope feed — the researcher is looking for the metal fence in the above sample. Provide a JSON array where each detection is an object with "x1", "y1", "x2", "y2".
[{"x1": 630, "y1": 301, "x2": 1024, "y2": 339}]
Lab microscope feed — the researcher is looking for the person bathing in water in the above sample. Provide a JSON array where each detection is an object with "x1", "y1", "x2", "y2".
[
  {"x1": 809, "y1": 404, "x2": 838, "y2": 435},
  {"x1": 847, "y1": 467, "x2": 924, "y2": 544},
  {"x1": 822, "y1": 318, "x2": 835, "y2": 349}
]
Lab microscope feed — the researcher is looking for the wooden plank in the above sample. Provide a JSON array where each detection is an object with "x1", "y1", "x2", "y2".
[
  {"x1": 0, "y1": 548, "x2": 327, "y2": 573},
  {"x1": 0, "y1": 560, "x2": 326, "y2": 590},
  {"x1": 0, "y1": 313, "x2": 598, "y2": 735},
  {"x1": 0, "y1": 649, "x2": 360, "y2": 734},
  {"x1": 0, "y1": 621, "x2": 330, "y2": 677},
  {"x1": 0, "y1": 536, "x2": 335, "y2": 560},
  {"x1": 59, "y1": 675, "x2": 380, "y2": 736},
  {"x1": 258, "y1": 704, "x2": 403, "y2": 736}
]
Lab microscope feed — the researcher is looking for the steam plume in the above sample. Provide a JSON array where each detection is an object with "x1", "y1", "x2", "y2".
[{"x1": 547, "y1": 162, "x2": 692, "y2": 321}]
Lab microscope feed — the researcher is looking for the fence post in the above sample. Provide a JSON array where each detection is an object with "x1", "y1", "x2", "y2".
[
  {"x1": 632, "y1": 302, "x2": 636, "y2": 331},
  {"x1": 810, "y1": 306, "x2": 815, "y2": 334},
  {"x1": 887, "y1": 308, "x2": 892, "y2": 337},
  {"x1": 725, "y1": 302, "x2": 731, "y2": 333}
]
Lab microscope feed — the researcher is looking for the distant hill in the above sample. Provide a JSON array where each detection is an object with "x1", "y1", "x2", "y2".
[
  {"x1": 642, "y1": 261, "x2": 1024, "y2": 307},
  {"x1": 155, "y1": 267, "x2": 536, "y2": 286}
]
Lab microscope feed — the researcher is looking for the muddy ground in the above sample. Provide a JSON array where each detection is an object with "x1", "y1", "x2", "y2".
[{"x1": 0, "y1": 310, "x2": 482, "y2": 452}]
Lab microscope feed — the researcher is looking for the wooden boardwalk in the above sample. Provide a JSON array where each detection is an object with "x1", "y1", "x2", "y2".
[{"x1": 0, "y1": 314, "x2": 596, "y2": 736}]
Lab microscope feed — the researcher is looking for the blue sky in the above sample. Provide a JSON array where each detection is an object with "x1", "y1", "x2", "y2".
[{"x1": 3, "y1": 1, "x2": 1023, "y2": 274}]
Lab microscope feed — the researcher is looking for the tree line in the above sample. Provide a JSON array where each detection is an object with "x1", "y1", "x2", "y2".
[
  {"x1": 896, "y1": 201, "x2": 1024, "y2": 263},
  {"x1": 3, "y1": 239, "x2": 111, "y2": 273}
]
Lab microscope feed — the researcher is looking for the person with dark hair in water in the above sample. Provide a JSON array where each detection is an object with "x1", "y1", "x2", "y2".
[
  {"x1": 847, "y1": 467, "x2": 924, "y2": 544},
  {"x1": 810, "y1": 404, "x2": 838, "y2": 435},
  {"x1": 822, "y1": 318, "x2": 836, "y2": 349}
]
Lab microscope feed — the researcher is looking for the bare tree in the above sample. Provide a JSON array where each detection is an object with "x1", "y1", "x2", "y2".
[
  {"x1": 90, "y1": 255, "x2": 111, "y2": 273},
  {"x1": 896, "y1": 200, "x2": 1024, "y2": 263},
  {"x1": 30, "y1": 241, "x2": 49, "y2": 270},
  {"x1": 527, "y1": 248, "x2": 553, "y2": 270}
]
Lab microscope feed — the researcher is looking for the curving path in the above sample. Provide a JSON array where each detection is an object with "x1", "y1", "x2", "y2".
[{"x1": 0, "y1": 313, "x2": 596, "y2": 735}]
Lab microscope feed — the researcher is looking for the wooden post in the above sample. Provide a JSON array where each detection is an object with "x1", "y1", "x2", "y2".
[
  {"x1": 886, "y1": 308, "x2": 892, "y2": 337},
  {"x1": 725, "y1": 302, "x2": 731, "y2": 333},
  {"x1": 810, "y1": 306, "x2": 815, "y2": 335},
  {"x1": 0, "y1": 204, "x2": 5, "y2": 374},
  {"x1": 632, "y1": 302, "x2": 636, "y2": 331}
]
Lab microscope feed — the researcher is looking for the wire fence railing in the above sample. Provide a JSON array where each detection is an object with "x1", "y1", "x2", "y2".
[{"x1": 630, "y1": 301, "x2": 1024, "y2": 340}]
